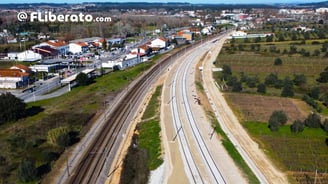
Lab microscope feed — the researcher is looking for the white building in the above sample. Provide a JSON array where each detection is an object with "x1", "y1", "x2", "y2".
[
  {"x1": 33, "y1": 40, "x2": 69, "y2": 55},
  {"x1": 149, "y1": 37, "x2": 168, "y2": 49},
  {"x1": 231, "y1": 31, "x2": 247, "y2": 37},
  {"x1": 316, "y1": 8, "x2": 328, "y2": 14},
  {"x1": 7, "y1": 50, "x2": 42, "y2": 61},
  {"x1": 69, "y1": 42, "x2": 89, "y2": 54}
]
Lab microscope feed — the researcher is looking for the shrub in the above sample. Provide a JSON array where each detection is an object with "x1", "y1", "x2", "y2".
[
  {"x1": 304, "y1": 113, "x2": 321, "y2": 128},
  {"x1": 0, "y1": 92, "x2": 26, "y2": 124},
  {"x1": 293, "y1": 74, "x2": 307, "y2": 86},
  {"x1": 274, "y1": 57, "x2": 282, "y2": 65},
  {"x1": 290, "y1": 120, "x2": 305, "y2": 133},
  {"x1": 76, "y1": 72, "x2": 93, "y2": 86},
  {"x1": 257, "y1": 83, "x2": 266, "y2": 94},
  {"x1": 47, "y1": 126, "x2": 71, "y2": 148},
  {"x1": 302, "y1": 95, "x2": 322, "y2": 112},
  {"x1": 268, "y1": 110, "x2": 288, "y2": 131},
  {"x1": 323, "y1": 119, "x2": 328, "y2": 133},
  {"x1": 17, "y1": 159, "x2": 37, "y2": 183}
]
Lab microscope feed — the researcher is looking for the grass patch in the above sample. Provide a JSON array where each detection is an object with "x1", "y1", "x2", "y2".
[
  {"x1": 208, "y1": 113, "x2": 260, "y2": 184},
  {"x1": 138, "y1": 118, "x2": 163, "y2": 170},
  {"x1": 121, "y1": 85, "x2": 163, "y2": 184},
  {"x1": 141, "y1": 86, "x2": 162, "y2": 120},
  {"x1": 139, "y1": 85, "x2": 163, "y2": 170}
]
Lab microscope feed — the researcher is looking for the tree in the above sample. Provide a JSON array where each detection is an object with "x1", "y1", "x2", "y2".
[
  {"x1": 265, "y1": 73, "x2": 279, "y2": 86},
  {"x1": 226, "y1": 75, "x2": 238, "y2": 86},
  {"x1": 76, "y1": 72, "x2": 91, "y2": 86},
  {"x1": 0, "y1": 92, "x2": 26, "y2": 124},
  {"x1": 47, "y1": 126, "x2": 71, "y2": 148},
  {"x1": 293, "y1": 74, "x2": 307, "y2": 86},
  {"x1": 232, "y1": 81, "x2": 243, "y2": 92},
  {"x1": 268, "y1": 110, "x2": 288, "y2": 131},
  {"x1": 290, "y1": 119, "x2": 305, "y2": 133},
  {"x1": 266, "y1": 35, "x2": 273, "y2": 42},
  {"x1": 313, "y1": 49, "x2": 321, "y2": 57},
  {"x1": 281, "y1": 77, "x2": 294, "y2": 97},
  {"x1": 274, "y1": 57, "x2": 282, "y2": 65},
  {"x1": 317, "y1": 67, "x2": 328, "y2": 83},
  {"x1": 222, "y1": 64, "x2": 232, "y2": 80},
  {"x1": 323, "y1": 119, "x2": 328, "y2": 133},
  {"x1": 278, "y1": 34, "x2": 285, "y2": 41},
  {"x1": 257, "y1": 83, "x2": 266, "y2": 94},
  {"x1": 255, "y1": 36, "x2": 261, "y2": 43},
  {"x1": 246, "y1": 76, "x2": 259, "y2": 88},
  {"x1": 17, "y1": 159, "x2": 37, "y2": 183},
  {"x1": 289, "y1": 45, "x2": 298, "y2": 54},
  {"x1": 304, "y1": 113, "x2": 321, "y2": 128},
  {"x1": 309, "y1": 87, "x2": 320, "y2": 100}
]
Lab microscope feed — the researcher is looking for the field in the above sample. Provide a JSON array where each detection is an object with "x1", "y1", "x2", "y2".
[
  {"x1": 216, "y1": 53, "x2": 328, "y2": 84},
  {"x1": 216, "y1": 39, "x2": 328, "y2": 183},
  {"x1": 244, "y1": 121, "x2": 328, "y2": 184},
  {"x1": 225, "y1": 93, "x2": 310, "y2": 123}
]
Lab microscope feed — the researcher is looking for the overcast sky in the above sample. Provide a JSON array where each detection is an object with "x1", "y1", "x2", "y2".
[{"x1": 0, "y1": 0, "x2": 325, "y2": 4}]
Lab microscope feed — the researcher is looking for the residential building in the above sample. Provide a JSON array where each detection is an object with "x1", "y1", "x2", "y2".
[
  {"x1": 149, "y1": 37, "x2": 168, "y2": 49},
  {"x1": 0, "y1": 67, "x2": 30, "y2": 89}
]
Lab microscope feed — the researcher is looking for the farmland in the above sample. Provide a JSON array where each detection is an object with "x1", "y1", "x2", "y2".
[
  {"x1": 215, "y1": 35, "x2": 328, "y2": 183},
  {"x1": 225, "y1": 93, "x2": 310, "y2": 123}
]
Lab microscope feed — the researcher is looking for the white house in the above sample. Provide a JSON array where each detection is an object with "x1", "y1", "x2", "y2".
[
  {"x1": 149, "y1": 37, "x2": 168, "y2": 49},
  {"x1": 7, "y1": 50, "x2": 42, "y2": 61},
  {"x1": 0, "y1": 65, "x2": 30, "y2": 89},
  {"x1": 69, "y1": 42, "x2": 89, "y2": 54},
  {"x1": 130, "y1": 45, "x2": 149, "y2": 56},
  {"x1": 201, "y1": 26, "x2": 215, "y2": 35},
  {"x1": 231, "y1": 31, "x2": 247, "y2": 38}
]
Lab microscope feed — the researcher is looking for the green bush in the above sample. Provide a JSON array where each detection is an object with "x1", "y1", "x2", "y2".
[
  {"x1": 17, "y1": 159, "x2": 37, "y2": 183},
  {"x1": 47, "y1": 126, "x2": 71, "y2": 148}
]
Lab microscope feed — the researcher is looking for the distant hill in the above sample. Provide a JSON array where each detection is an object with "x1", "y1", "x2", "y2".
[
  {"x1": 1, "y1": 1, "x2": 326, "y2": 10},
  {"x1": 299, "y1": 1, "x2": 328, "y2": 7},
  {"x1": 0, "y1": 2, "x2": 278, "y2": 10}
]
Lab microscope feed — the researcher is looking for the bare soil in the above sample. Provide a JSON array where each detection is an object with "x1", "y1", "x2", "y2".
[{"x1": 225, "y1": 93, "x2": 311, "y2": 123}]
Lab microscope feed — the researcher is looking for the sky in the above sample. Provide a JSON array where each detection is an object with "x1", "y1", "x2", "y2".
[{"x1": 0, "y1": 0, "x2": 326, "y2": 4}]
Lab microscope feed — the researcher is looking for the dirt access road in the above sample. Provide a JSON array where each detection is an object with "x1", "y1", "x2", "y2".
[{"x1": 201, "y1": 32, "x2": 289, "y2": 184}]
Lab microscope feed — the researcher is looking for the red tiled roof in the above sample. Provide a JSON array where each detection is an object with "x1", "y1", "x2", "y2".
[
  {"x1": 139, "y1": 45, "x2": 149, "y2": 50},
  {"x1": 74, "y1": 42, "x2": 89, "y2": 47},
  {"x1": 46, "y1": 40, "x2": 68, "y2": 47},
  {"x1": 158, "y1": 36, "x2": 168, "y2": 42},
  {"x1": 12, "y1": 64, "x2": 31, "y2": 72},
  {"x1": 0, "y1": 69, "x2": 29, "y2": 77}
]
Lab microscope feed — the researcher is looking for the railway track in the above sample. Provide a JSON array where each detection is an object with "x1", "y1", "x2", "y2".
[
  {"x1": 63, "y1": 32, "x2": 225, "y2": 184},
  {"x1": 170, "y1": 40, "x2": 226, "y2": 184}
]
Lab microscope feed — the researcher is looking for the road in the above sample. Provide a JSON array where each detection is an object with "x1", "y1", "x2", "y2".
[
  {"x1": 201, "y1": 32, "x2": 289, "y2": 183},
  {"x1": 161, "y1": 33, "x2": 247, "y2": 184}
]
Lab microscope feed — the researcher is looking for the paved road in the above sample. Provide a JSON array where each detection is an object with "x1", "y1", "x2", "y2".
[{"x1": 161, "y1": 34, "x2": 247, "y2": 183}]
